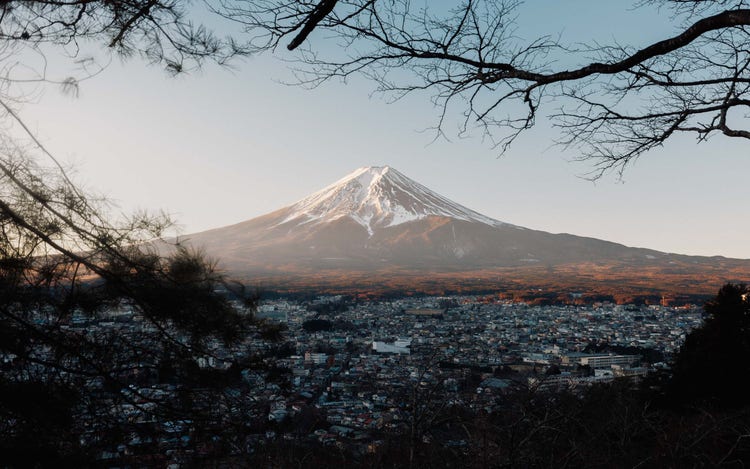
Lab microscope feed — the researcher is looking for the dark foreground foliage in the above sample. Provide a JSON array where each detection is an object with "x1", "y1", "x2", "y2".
[
  {"x1": 0, "y1": 153, "x2": 276, "y2": 466},
  {"x1": 670, "y1": 283, "x2": 750, "y2": 407},
  {"x1": 241, "y1": 382, "x2": 750, "y2": 468}
]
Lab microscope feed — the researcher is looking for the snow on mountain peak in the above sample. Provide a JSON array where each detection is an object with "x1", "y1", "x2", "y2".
[{"x1": 279, "y1": 166, "x2": 509, "y2": 235}]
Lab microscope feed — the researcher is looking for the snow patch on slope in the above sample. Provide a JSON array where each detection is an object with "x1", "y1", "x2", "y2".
[{"x1": 279, "y1": 166, "x2": 515, "y2": 235}]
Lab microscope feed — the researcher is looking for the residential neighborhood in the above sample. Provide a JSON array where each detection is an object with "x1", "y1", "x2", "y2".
[{"x1": 3, "y1": 295, "x2": 703, "y2": 464}]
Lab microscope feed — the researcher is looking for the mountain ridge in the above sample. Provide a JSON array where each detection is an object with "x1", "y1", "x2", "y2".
[{"x1": 180, "y1": 166, "x2": 750, "y2": 296}]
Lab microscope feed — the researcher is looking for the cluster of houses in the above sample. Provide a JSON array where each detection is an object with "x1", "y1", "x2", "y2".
[
  {"x1": 246, "y1": 296, "x2": 702, "y2": 443},
  {"x1": 4, "y1": 295, "x2": 704, "y2": 463}
]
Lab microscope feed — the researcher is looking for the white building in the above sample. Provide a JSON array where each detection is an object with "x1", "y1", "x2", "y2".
[
  {"x1": 372, "y1": 338, "x2": 411, "y2": 354},
  {"x1": 304, "y1": 352, "x2": 329, "y2": 365}
]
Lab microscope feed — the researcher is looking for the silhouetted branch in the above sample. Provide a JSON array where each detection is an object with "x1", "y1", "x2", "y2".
[{"x1": 221, "y1": 0, "x2": 750, "y2": 175}]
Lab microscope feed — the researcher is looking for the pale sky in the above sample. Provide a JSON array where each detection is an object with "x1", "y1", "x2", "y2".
[{"x1": 14, "y1": 1, "x2": 750, "y2": 259}]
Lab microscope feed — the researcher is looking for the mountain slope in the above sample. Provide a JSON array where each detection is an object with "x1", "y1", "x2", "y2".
[{"x1": 181, "y1": 166, "x2": 750, "y2": 295}]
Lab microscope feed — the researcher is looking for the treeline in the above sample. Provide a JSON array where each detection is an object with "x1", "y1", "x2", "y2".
[{"x1": 245, "y1": 381, "x2": 750, "y2": 468}]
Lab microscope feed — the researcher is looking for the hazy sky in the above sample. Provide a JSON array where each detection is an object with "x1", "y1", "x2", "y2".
[{"x1": 15, "y1": 1, "x2": 750, "y2": 258}]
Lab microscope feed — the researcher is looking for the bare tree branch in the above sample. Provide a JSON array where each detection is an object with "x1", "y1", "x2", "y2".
[
  {"x1": 287, "y1": 0, "x2": 340, "y2": 50},
  {"x1": 219, "y1": 0, "x2": 750, "y2": 175}
]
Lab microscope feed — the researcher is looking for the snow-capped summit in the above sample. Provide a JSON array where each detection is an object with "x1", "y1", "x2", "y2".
[{"x1": 279, "y1": 165, "x2": 507, "y2": 235}]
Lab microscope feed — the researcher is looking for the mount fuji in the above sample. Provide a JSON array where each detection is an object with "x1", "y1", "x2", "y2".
[
  {"x1": 275, "y1": 166, "x2": 507, "y2": 234},
  {"x1": 181, "y1": 166, "x2": 749, "y2": 296}
]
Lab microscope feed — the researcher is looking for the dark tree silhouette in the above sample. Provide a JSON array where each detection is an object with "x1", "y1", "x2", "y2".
[
  {"x1": 222, "y1": 0, "x2": 750, "y2": 175},
  {"x1": 0, "y1": 1, "x2": 246, "y2": 74},
  {"x1": 0, "y1": 149, "x2": 277, "y2": 463},
  {"x1": 0, "y1": 4, "x2": 272, "y2": 464},
  {"x1": 670, "y1": 283, "x2": 750, "y2": 406}
]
